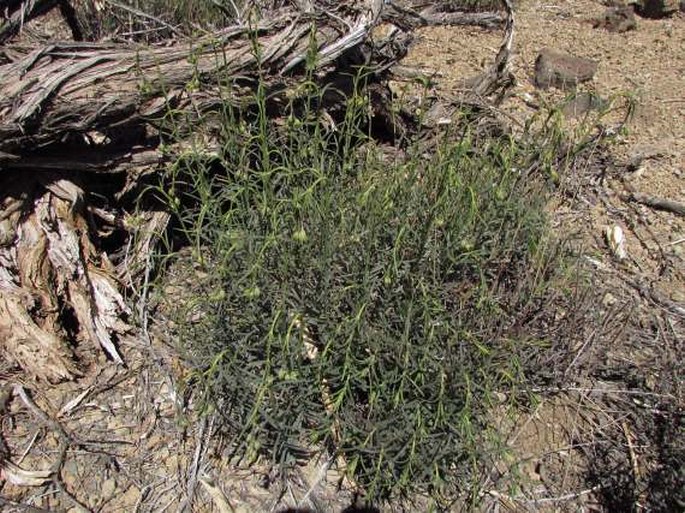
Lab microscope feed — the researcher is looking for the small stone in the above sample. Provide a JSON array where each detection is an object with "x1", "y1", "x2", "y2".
[
  {"x1": 634, "y1": 0, "x2": 679, "y2": 17},
  {"x1": 593, "y1": 6, "x2": 638, "y2": 32},
  {"x1": 603, "y1": 292, "x2": 618, "y2": 307},
  {"x1": 534, "y1": 48, "x2": 598, "y2": 90}
]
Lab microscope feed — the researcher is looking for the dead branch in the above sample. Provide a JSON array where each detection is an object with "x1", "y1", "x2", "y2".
[
  {"x1": 10, "y1": 385, "x2": 93, "y2": 512},
  {"x1": 624, "y1": 191, "x2": 685, "y2": 217},
  {"x1": 381, "y1": 1, "x2": 505, "y2": 30},
  {"x1": 471, "y1": 0, "x2": 515, "y2": 98}
]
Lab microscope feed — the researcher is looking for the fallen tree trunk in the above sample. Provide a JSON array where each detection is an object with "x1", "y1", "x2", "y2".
[
  {"x1": 0, "y1": 5, "x2": 384, "y2": 154},
  {"x1": 0, "y1": 0, "x2": 515, "y2": 382}
]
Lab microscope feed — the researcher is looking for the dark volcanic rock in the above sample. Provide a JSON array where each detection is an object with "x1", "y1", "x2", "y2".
[
  {"x1": 634, "y1": 0, "x2": 679, "y2": 18},
  {"x1": 534, "y1": 48, "x2": 598, "y2": 90}
]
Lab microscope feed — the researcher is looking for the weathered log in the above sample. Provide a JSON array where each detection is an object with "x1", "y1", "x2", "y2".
[
  {"x1": 0, "y1": 177, "x2": 128, "y2": 382},
  {"x1": 0, "y1": 4, "x2": 386, "y2": 155}
]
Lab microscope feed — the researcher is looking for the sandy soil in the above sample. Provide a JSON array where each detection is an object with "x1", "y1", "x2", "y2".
[{"x1": 404, "y1": 0, "x2": 685, "y2": 299}]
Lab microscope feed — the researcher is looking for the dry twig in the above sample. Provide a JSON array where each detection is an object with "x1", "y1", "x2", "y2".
[
  {"x1": 7, "y1": 385, "x2": 93, "y2": 512},
  {"x1": 623, "y1": 191, "x2": 685, "y2": 217}
]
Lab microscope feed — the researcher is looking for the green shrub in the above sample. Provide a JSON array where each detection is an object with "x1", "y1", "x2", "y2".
[{"x1": 157, "y1": 72, "x2": 566, "y2": 504}]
